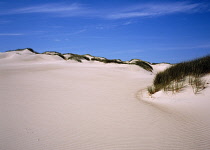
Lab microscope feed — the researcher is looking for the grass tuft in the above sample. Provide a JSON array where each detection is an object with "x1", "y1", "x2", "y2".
[
  {"x1": 163, "y1": 80, "x2": 185, "y2": 94},
  {"x1": 134, "y1": 61, "x2": 153, "y2": 72},
  {"x1": 147, "y1": 86, "x2": 157, "y2": 95},
  {"x1": 188, "y1": 76, "x2": 206, "y2": 94},
  {"x1": 148, "y1": 55, "x2": 210, "y2": 95},
  {"x1": 68, "y1": 53, "x2": 90, "y2": 62},
  {"x1": 43, "y1": 51, "x2": 65, "y2": 60},
  {"x1": 91, "y1": 57, "x2": 124, "y2": 64}
]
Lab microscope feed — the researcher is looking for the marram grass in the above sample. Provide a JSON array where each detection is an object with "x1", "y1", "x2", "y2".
[{"x1": 148, "y1": 55, "x2": 210, "y2": 95}]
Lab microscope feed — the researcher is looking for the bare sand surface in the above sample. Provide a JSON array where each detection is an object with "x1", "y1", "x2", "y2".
[{"x1": 1, "y1": 50, "x2": 210, "y2": 150}]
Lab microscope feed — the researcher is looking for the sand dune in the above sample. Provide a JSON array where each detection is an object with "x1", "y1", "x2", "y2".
[
  {"x1": 1, "y1": 49, "x2": 210, "y2": 150},
  {"x1": 151, "y1": 63, "x2": 171, "y2": 73},
  {"x1": 0, "y1": 49, "x2": 65, "y2": 64}
]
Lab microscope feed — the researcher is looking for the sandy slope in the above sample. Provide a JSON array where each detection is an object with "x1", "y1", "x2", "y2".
[{"x1": 1, "y1": 50, "x2": 210, "y2": 150}]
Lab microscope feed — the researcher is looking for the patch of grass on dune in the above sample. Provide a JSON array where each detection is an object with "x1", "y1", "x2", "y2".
[
  {"x1": 103, "y1": 59, "x2": 124, "y2": 64},
  {"x1": 91, "y1": 57, "x2": 153, "y2": 72},
  {"x1": 6, "y1": 48, "x2": 39, "y2": 54},
  {"x1": 151, "y1": 62, "x2": 171, "y2": 65},
  {"x1": 91, "y1": 57, "x2": 124, "y2": 64},
  {"x1": 133, "y1": 61, "x2": 153, "y2": 72},
  {"x1": 68, "y1": 53, "x2": 90, "y2": 62},
  {"x1": 5, "y1": 48, "x2": 153, "y2": 72},
  {"x1": 148, "y1": 55, "x2": 210, "y2": 95},
  {"x1": 43, "y1": 51, "x2": 65, "y2": 60}
]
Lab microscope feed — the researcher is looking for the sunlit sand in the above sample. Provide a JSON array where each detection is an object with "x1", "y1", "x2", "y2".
[{"x1": 1, "y1": 49, "x2": 210, "y2": 150}]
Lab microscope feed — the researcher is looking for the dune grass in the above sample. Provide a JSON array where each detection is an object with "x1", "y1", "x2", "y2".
[
  {"x1": 133, "y1": 61, "x2": 153, "y2": 72},
  {"x1": 148, "y1": 55, "x2": 210, "y2": 95},
  {"x1": 188, "y1": 76, "x2": 206, "y2": 94},
  {"x1": 6, "y1": 48, "x2": 39, "y2": 54},
  {"x1": 91, "y1": 57, "x2": 153, "y2": 72},
  {"x1": 4, "y1": 48, "x2": 153, "y2": 72},
  {"x1": 68, "y1": 53, "x2": 90, "y2": 62},
  {"x1": 43, "y1": 51, "x2": 66, "y2": 60},
  {"x1": 151, "y1": 62, "x2": 171, "y2": 65},
  {"x1": 91, "y1": 57, "x2": 124, "y2": 64}
]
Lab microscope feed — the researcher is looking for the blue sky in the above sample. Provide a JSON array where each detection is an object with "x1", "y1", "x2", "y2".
[{"x1": 0, "y1": 0, "x2": 210, "y2": 63}]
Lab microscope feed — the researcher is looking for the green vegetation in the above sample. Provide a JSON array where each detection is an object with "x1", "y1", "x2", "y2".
[
  {"x1": 68, "y1": 53, "x2": 90, "y2": 62},
  {"x1": 163, "y1": 80, "x2": 185, "y2": 94},
  {"x1": 91, "y1": 57, "x2": 124, "y2": 64},
  {"x1": 91, "y1": 57, "x2": 106, "y2": 62},
  {"x1": 147, "y1": 86, "x2": 156, "y2": 95},
  {"x1": 4, "y1": 48, "x2": 153, "y2": 72},
  {"x1": 91, "y1": 57, "x2": 153, "y2": 72},
  {"x1": 6, "y1": 48, "x2": 39, "y2": 54},
  {"x1": 43, "y1": 51, "x2": 65, "y2": 60},
  {"x1": 56, "y1": 53, "x2": 65, "y2": 60},
  {"x1": 188, "y1": 76, "x2": 206, "y2": 94},
  {"x1": 133, "y1": 61, "x2": 153, "y2": 72},
  {"x1": 148, "y1": 55, "x2": 210, "y2": 95},
  {"x1": 103, "y1": 59, "x2": 124, "y2": 64},
  {"x1": 151, "y1": 62, "x2": 171, "y2": 65}
]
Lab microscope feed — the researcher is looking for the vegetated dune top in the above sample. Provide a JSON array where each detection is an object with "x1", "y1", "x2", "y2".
[
  {"x1": 1, "y1": 48, "x2": 210, "y2": 150},
  {"x1": 0, "y1": 49, "x2": 64, "y2": 64},
  {"x1": 0, "y1": 48, "x2": 170, "y2": 73}
]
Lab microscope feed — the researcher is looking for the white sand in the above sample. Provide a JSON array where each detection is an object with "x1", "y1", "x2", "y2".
[
  {"x1": 151, "y1": 63, "x2": 171, "y2": 73},
  {"x1": 1, "y1": 50, "x2": 210, "y2": 150}
]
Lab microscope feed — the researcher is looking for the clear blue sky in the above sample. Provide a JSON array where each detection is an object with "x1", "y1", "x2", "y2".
[{"x1": 0, "y1": 0, "x2": 210, "y2": 63}]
